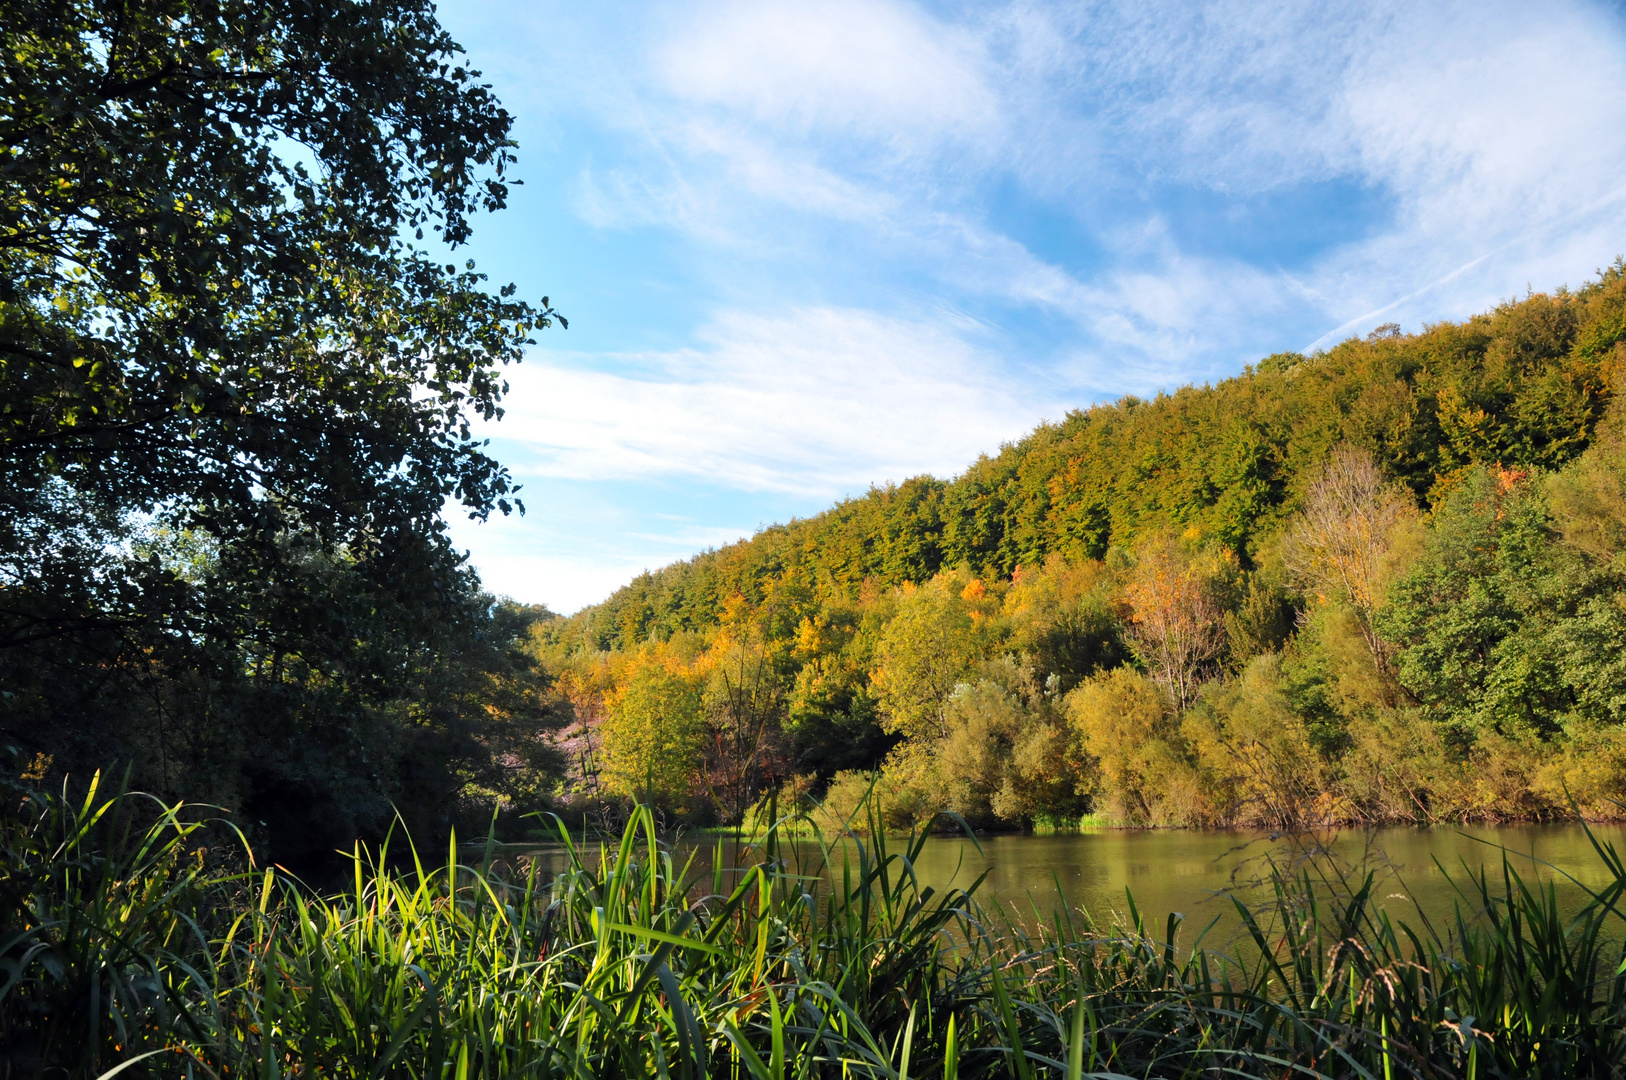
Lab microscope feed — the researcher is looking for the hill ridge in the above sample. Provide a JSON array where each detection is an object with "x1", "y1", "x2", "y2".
[{"x1": 551, "y1": 263, "x2": 1626, "y2": 653}]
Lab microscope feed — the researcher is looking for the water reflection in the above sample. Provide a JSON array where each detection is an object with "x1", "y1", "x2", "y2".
[
  {"x1": 892, "y1": 824, "x2": 1626, "y2": 947},
  {"x1": 520, "y1": 823, "x2": 1626, "y2": 951}
]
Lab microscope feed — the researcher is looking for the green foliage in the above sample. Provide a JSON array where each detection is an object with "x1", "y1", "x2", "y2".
[
  {"x1": 1223, "y1": 569, "x2": 1296, "y2": 668},
  {"x1": 1381, "y1": 466, "x2": 1626, "y2": 745},
  {"x1": 599, "y1": 662, "x2": 707, "y2": 803},
  {"x1": 783, "y1": 622, "x2": 894, "y2": 782},
  {"x1": 938, "y1": 658, "x2": 1088, "y2": 828},
  {"x1": 1549, "y1": 380, "x2": 1626, "y2": 564},
  {"x1": 0, "y1": 0, "x2": 568, "y2": 863},
  {"x1": 1000, "y1": 555, "x2": 1128, "y2": 694}
]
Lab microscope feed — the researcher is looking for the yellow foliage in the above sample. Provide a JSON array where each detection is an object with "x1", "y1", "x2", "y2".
[
  {"x1": 1535, "y1": 723, "x2": 1626, "y2": 819},
  {"x1": 1063, "y1": 668, "x2": 1197, "y2": 825},
  {"x1": 598, "y1": 654, "x2": 707, "y2": 801},
  {"x1": 1183, "y1": 656, "x2": 1331, "y2": 829},
  {"x1": 1122, "y1": 535, "x2": 1227, "y2": 710},
  {"x1": 870, "y1": 574, "x2": 976, "y2": 740},
  {"x1": 1548, "y1": 373, "x2": 1626, "y2": 565}
]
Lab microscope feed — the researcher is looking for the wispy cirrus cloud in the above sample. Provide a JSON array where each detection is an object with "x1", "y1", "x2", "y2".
[
  {"x1": 548, "y1": 0, "x2": 1626, "y2": 360},
  {"x1": 654, "y1": 0, "x2": 999, "y2": 148}
]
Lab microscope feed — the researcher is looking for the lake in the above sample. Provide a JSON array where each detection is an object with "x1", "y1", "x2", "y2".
[
  {"x1": 711, "y1": 822, "x2": 1626, "y2": 950},
  {"x1": 889, "y1": 823, "x2": 1626, "y2": 946},
  {"x1": 521, "y1": 821, "x2": 1626, "y2": 952}
]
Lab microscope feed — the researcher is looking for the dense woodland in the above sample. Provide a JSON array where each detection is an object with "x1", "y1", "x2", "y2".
[
  {"x1": 536, "y1": 269, "x2": 1626, "y2": 831},
  {"x1": 4, "y1": 0, "x2": 1626, "y2": 866}
]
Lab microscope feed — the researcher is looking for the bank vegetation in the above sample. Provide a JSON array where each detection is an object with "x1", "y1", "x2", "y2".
[{"x1": 540, "y1": 272, "x2": 1626, "y2": 832}]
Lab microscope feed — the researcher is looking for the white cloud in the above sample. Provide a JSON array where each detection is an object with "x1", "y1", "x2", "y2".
[
  {"x1": 491, "y1": 305, "x2": 1062, "y2": 494},
  {"x1": 445, "y1": 495, "x2": 761, "y2": 613},
  {"x1": 1303, "y1": 3, "x2": 1626, "y2": 323},
  {"x1": 577, "y1": 0, "x2": 1623, "y2": 352},
  {"x1": 573, "y1": 119, "x2": 896, "y2": 235},
  {"x1": 462, "y1": 545, "x2": 686, "y2": 613},
  {"x1": 1342, "y1": 4, "x2": 1626, "y2": 213},
  {"x1": 655, "y1": 0, "x2": 998, "y2": 148}
]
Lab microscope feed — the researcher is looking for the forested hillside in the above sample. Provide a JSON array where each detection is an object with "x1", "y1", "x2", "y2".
[{"x1": 536, "y1": 264, "x2": 1626, "y2": 829}]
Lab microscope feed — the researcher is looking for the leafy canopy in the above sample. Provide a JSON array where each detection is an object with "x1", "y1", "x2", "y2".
[
  {"x1": 1, "y1": 0, "x2": 563, "y2": 620},
  {"x1": 0, "y1": 0, "x2": 567, "y2": 861}
]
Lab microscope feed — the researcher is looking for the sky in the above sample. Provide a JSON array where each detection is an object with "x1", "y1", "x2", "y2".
[{"x1": 432, "y1": 0, "x2": 1626, "y2": 614}]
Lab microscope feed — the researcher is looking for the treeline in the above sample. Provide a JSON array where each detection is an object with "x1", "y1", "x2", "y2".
[{"x1": 537, "y1": 267, "x2": 1626, "y2": 829}]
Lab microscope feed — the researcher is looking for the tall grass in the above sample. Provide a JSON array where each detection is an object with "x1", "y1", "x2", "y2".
[{"x1": 4, "y1": 771, "x2": 1626, "y2": 1078}]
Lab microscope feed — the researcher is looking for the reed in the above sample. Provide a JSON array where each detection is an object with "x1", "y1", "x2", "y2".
[{"x1": 4, "y1": 772, "x2": 1625, "y2": 1078}]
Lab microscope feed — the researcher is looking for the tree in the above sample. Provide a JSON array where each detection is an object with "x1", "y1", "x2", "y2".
[
  {"x1": 1379, "y1": 467, "x2": 1603, "y2": 742},
  {"x1": 1122, "y1": 535, "x2": 1230, "y2": 711},
  {"x1": 2, "y1": 0, "x2": 559, "y2": 559},
  {"x1": 1001, "y1": 554, "x2": 1129, "y2": 693},
  {"x1": 937, "y1": 675, "x2": 1027, "y2": 827},
  {"x1": 1282, "y1": 445, "x2": 1416, "y2": 679},
  {"x1": 1064, "y1": 667, "x2": 1183, "y2": 825},
  {"x1": 599, "y1": 660, "x2": 706, "y2": 804},
  {"x1": 704, "y1": 607, "x2": 789, "y2": 824},
  {"x1": 870, "y1": 576, "x2": 976, "y2": 741},
  {"x1": 937, "y1": 657, "x2": 1087, "y2": 829},
  {"x1": 0, "y1": 0, "x2": 565, "y2": 856},
  {"x1": 1548, "y1": 373, "x2": 1626, "y2": 565},
  {"x1": 783, "y1": 606, "x2": 893, "y2": 782},
  {"x1": 1182, "y1": 655, "x2": 1326, "y2": 830}
]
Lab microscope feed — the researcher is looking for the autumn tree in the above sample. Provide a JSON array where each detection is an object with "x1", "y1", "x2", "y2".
[
  {"x1": 1001, "y1": 554, "x2": 1129, "y2": 692},
  {"x1": 1183, "y1": 655, "x2": 1327, "y2": 830},
  {"x1": 1064, "y1": 667, "x2": 1186, "y2": 824},
  {"x1": 870, "y1": 576, "x2": 977, "y2": 740},
  {"x1": 547, "y1": 658, "x2": 617, "y2": 798},
  {"x1": 1122, "y1": 536, "x2": 1230, "y2": 711},
  {"x1": 936, "y1": 671, "x2": 1027, "y2": 827},
  {"x1": 1547, "y1": 369, "x2": 1626, "y2": 564},
  {"x1": 783, "y1": 604, "x2": 893, "y2": 780},
  {"x1": 1283, "y1": 444, "x2": 1418, "y2": 678},
  {"x1": 599, "y1": 658, "x2": 707, "y2": 804},
  {"x1": 705, "y1": 601, "x2": 790, "y2": 823}
]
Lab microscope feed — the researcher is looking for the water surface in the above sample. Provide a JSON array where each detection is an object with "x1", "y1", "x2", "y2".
[
  {"x1": 521, "y1": 822, "x2": 1626, "y2": 952},
  {"x1": 891, "y1": 824, "x2": 1626, "y2": 947},
  {"x1": 694, "y1": 823, "x2": 1626, "y2": 951}
]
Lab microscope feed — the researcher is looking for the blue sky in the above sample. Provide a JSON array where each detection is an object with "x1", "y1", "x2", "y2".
[{"x1": 433, "y1": 0, "x2": 1626, "y2": 613}]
